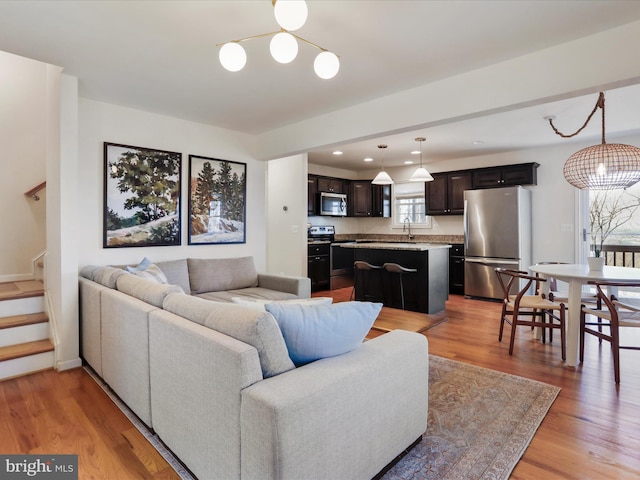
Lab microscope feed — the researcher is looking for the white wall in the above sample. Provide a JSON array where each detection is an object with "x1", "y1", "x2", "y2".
[
  {"x1": 266, "y1": 154, "x2": 308, "y2": 276},
  {"x1": 0, "y1": 51, "x2": 47, "y2": 280},
  {"x1": 77, "y1": 99, "x2": 267, "y2": 270}
]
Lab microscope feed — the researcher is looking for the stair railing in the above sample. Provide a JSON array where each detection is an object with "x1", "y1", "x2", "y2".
[{"x1": 24, "y1": 181, "x2": 46, "y2": 201}]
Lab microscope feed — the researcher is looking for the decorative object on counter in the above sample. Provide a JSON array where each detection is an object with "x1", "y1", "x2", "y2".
[
  {"x1": 372, "y1": 144, "x2": 394, "y2": 185},
  {"x1": 548, "y1": 91, "x2": 640, "y2": 190},
  {"x1": 217, "y1": 0, "x2": 340, "y2": 79},
  {"x1": 188, "y1": 155, "x2": 246, "y2": 245},
  {"x1": 409, "y1": 137, "x2": 434, "y2": 182},
  {"x1": 587, "y1": 256, "x2": 605, "y2": 271}
]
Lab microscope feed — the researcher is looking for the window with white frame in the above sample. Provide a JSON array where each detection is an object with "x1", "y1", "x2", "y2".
[{"x1": 392, "y1": 181, "x2": 431, "y2": 228}]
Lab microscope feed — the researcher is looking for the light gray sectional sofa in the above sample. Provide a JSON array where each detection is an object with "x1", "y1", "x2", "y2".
[{"x1": 79, "y1": 256, "x2": 429, "y2": 480}]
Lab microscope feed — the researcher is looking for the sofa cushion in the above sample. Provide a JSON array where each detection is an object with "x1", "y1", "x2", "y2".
[
  {"x1": 231, "y1": 296, "x2": 333, "y2": 312},
  {"x1": 155, "y1": 259, "x2": 191, "y2": 293},
  {"x1": 116, "y1": 274, "x2": 184, "y2": 308},
  {"x1": 195, "y1": 287, "x2": 298, "y2": 304},
  {"x1": 163, "y1": 293, "x2": 295, "y2": 378},
  {"x1": 188, "y1": 257, "x2": 258, "y2": 294},
  {"x1": 80, "y1": 265, "x2": 129, "y2": 288},
  {"x1": 264, "y1": 302, "x2": 382, "y2": 366}
]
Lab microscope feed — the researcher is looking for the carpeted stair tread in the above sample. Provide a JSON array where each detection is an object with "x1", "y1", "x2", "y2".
[
  {"x1": 0, "y1": 312, "x2": 48, "y2": 330},
  {"x1": 0, "y1": 339, "x2": 54, "y2": 362}
]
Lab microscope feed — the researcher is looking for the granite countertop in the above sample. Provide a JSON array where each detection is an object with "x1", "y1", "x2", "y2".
[{"x1": 339, "y1": 242, "x2": 451, "y2": 251}]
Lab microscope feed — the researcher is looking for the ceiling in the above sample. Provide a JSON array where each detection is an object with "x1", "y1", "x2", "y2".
[{"x1": 1, "y1": 1, "x2": 640, "y2": 170}]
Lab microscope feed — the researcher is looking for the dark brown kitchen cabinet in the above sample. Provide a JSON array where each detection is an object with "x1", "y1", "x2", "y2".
[
  {"x1": 349, "y1": 181, "x2": 390, "y2": 217},
  {"x1": 350, "y1": 180, "x2": 372, "y2": 216},
  {"x1": 308, "y1": 175, "x2": 318, "y2": 216},
  {"x1": 372, "y1": 184, "x2": 391, "y2": 217},
  {"x1": 317, "y1": 176, "x2": 346, "y2": 193},
  {"x1": 472, "y1": 162, "x2": 539, "y2": 189},
  {"x1": 425, "y1": 171, "x2": 471, "y2": 215},
  {"x1": 308, "y1": 243, "x2": 330, "y2": 291},
  {"x1": 449, "y1": 243, "x2": 465, "y2": 295}
]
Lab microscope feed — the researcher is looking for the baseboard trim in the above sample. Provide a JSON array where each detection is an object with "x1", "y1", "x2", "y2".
[{"x1": 56, "y1": 357, "x2": 82, "y2": 371}]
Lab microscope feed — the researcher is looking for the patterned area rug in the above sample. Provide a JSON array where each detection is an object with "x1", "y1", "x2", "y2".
[
  {"x1": 382, "y1": 355, "x2": 560, "y2": 480},
  {"x1": 86, "y1": 354, "x2": 559, "y2": 480}
]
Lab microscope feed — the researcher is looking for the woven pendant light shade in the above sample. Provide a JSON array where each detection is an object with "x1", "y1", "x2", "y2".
[
  {"x1": 563, "y1": 143, "x2": 640, "y2": 190},
  {"x1": 550, "y1": 91, "x2": 640, "y2": 190}
]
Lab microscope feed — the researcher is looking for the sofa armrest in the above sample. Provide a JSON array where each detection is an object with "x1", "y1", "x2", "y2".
[
  {"x1": 240, "y1": 330, "x2": 429, "y2": 480},
  {"x1": 257, "y1": 273, "x2": 311, "y2": 298}
]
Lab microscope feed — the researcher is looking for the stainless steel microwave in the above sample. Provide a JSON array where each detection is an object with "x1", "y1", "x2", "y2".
[{"x1": 318, "y1": 191, "x2": 348, "y2": 216}]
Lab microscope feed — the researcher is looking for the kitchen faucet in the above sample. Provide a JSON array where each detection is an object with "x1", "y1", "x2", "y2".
[{"x1": 403, "y1": 217, "x2": 414, "y2": 241}]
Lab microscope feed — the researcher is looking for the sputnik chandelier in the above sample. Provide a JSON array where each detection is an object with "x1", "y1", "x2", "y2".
[
  {"x1": 217, "y1": 0, "x2": 340, "y2": 80},
  {"x1": 548, "y1": 91, "x2": 640, "y2": 190}
]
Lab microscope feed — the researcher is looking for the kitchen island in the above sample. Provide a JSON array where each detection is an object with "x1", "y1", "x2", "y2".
[{"x1": 341, "y1": 242, "x2": 451, "y2": 314}]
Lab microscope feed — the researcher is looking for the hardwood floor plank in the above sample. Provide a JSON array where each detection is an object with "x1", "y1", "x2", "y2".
[{"x1": 0, "y1": 291, "x2": 639, "y2": 479}]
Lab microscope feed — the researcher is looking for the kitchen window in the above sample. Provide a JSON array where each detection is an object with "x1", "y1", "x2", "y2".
[{"x1": 392, "y1": 181, "x2": 431, "y2": 228}]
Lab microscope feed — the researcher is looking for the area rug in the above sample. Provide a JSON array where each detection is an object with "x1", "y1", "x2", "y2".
[
  {"x1": 86, "y1": 355, "x2": 559, "y2": 480},
  {"x1": 381, "y1": 355, "x2": 560, "y2": 480}
]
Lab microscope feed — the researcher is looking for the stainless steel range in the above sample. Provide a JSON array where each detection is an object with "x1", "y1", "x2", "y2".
[{"x1": 308, "y1": 225, "x2": 335, "y2": 244}]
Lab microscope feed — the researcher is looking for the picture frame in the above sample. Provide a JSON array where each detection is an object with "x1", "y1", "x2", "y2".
[
  {"x1": 188, "y1": 154, "x2": 246, "y2": 245},
  {"x1": 103, "y1": 142, "x2": 182, "y2": 248}
]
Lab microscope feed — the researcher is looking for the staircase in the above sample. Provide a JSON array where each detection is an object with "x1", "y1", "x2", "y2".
[{"x1": 0, "y1": 280, "x2": 54, "y2": 381}]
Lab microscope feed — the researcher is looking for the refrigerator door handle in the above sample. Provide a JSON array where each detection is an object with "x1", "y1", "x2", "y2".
[
  {"x1": 465, "y1": 257, "x2": 520, "y2": 266},
  {"x1": 463, "y1": 199, "x2": 468, "y2": 251}
]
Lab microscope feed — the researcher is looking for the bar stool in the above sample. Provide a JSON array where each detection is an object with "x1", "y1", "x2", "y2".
[
  {"x1": 351, "y1": 261, "x2": 383, "y2": 302},
  {"x1": 383, "y1": 263, "x2": 417, "y2": 310}
]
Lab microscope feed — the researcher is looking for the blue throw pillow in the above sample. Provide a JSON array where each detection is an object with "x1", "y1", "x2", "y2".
[
  {"x1": 126, "y1": 256, "x2": 153, "y2": 273},
  {"x1": 264, "y1": 301, "x2": 382, "y2": 366}
]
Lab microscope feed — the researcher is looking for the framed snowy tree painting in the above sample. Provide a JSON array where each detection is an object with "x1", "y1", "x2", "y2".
[
  {"x1": 103, "y1": 142, "x2": 182, "y2": 248},
  {"x1": 188, "y1": 155, "x2": 247, "y2": 245}
]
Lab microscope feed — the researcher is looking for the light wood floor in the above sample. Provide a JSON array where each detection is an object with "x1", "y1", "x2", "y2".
[{"x1": 1, "y1": 291, "x2": 639, "y2": 479}]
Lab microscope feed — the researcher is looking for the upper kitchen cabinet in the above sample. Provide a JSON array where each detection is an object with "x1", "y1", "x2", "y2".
[
  {"x1": 317, "y1": 176, "x2": 347, "y2": 193},
  {"x1": 308, "y1": 175, "x2": 319, "y2": 216},
  {"x1": 425, "y1": 171, "x2": 471, "y2": 215},
  {"x1": 350, "y1": 180, "x2": 371, "y2": 216},
  {"x1": 372, "y1": 184, "x2": 391, "y2": 217},
  {"x1": 349, "y1": 181, "x2": 390, "y2": 217},
  {"x1": 472, "y1": 162, "x2": 539, "y2": 189}
]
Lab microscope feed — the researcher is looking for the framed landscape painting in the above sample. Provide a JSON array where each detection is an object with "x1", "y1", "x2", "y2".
[
  {"x1": 104, "y1": 142, "x2": 182, "y2": 248},
  {"x1": 188, "y1": 155, "x2": 246, "y2": 245}
]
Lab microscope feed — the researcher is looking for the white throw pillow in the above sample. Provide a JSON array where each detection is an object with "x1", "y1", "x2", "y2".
[{"x1": 231, "y1": 296, "x2": 333, "y2": 312}]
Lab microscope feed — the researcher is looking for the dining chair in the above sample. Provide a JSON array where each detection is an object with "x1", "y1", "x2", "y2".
[
  {"x1": 495, "y1": 268, "x2": 566, "y2": 359},
  {"x1": 580, "y1": 281, "x2": 640, "y2": 384},
  {"x1": 533, "y1": 261, "x2": 599, "y2": 305},
  {"x1": 533, "y1": 261, "x2": 599, "y2": 342}
]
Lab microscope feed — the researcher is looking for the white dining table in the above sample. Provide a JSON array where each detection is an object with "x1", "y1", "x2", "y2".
[{"x1": 529, "y1": 263, "x2": 640, "y2": 367}]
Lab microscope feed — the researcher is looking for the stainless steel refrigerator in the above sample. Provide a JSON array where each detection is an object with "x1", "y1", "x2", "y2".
[{"x1": 464, "y1": 186, "x2": 532, "y2": 300}]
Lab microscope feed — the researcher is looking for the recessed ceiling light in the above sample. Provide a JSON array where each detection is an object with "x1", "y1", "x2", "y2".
[
  {"x1": 410, "y1": 150, "x2": 420, "y2": 155},
  {"x1": 472, "y1": 140, "x2": 484, "y2": 145},
  {"x1": 364, "y1": 157, "x2": 373, "y2": 162},
  {"x1": 404, "y1": 160, "x2": 414, "y2": 165},
  {"x1": 333, "y1": 150, "x2": 343, "y2": 155}
]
